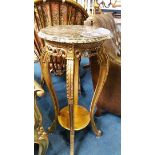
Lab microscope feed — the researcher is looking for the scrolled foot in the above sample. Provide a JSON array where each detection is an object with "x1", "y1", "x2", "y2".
[
  {"x1": 91, "y1": 117, "x2": 103, "y2": 137},
  {"x1": 95, "y1": 129, "x2": 103, "y2": 137},
  {"x1": 38, "y1": 139, "x2": 49, "y2": 155}
]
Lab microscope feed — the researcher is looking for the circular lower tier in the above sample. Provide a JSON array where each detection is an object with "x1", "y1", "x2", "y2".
[{"x1": 58, "y1": 105, "x2": 90, "y2": 130}]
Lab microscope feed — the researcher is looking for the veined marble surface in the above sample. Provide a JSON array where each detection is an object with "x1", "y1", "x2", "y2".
[{"x1": 38, "y1": 25, "x2": 112, "y2": 44}]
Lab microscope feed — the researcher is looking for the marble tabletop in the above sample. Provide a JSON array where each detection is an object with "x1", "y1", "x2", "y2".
[{"x1": 38, "y1": 25, "x2": 112, "y2": 44}]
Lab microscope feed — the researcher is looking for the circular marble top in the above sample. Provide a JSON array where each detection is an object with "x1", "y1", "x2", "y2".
[{"x1": 38, "y1": 25, "x2": 112, "y2": 44}]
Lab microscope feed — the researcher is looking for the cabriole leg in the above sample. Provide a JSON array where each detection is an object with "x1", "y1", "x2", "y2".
[
  {"x1": 40, "y1": 54, "x2": 59, "y2": 133},
  {"x1": 90, "y1": 49, "x2": 109, "y2": 137}
]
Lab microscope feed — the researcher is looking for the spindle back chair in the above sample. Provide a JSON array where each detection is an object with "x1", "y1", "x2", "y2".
[{"x1": 34, "y1": 0, "x2": 88, "y2": 75}]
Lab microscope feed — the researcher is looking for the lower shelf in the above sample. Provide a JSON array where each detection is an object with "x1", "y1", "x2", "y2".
[{"x1": 58, "y1": 105, "x2": 90, "y2": 131}]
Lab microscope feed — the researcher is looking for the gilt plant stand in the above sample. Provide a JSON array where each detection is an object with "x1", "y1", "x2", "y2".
[{"x1": 38, "y1": 25, "x2": 112, "y2": 155}]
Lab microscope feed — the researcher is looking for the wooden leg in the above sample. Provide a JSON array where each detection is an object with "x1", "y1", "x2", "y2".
[
  {"x1": 38, "y1": 138, "x2": 49, "y2": 155},
  {"x1": 78, "y1": 76, "x2": 81, "y2": 95},
  {"x1": 40, "y1": 54, "x2": 59, "y2": 133},
  {"x1": 66, "y1": 58, "x2": 74, "y2": 155},
  {"x1": 40, "y1": 73, "x2": 45, "y2": 87},
  {"x1": 90, "y1": 50, "x2": 109, "y2": 137},
  {"x1": 78, "y1": 59, "x2": 81, "y2": 95},
  {"x1": 37, "y1": 60, "x2": 45, "y2": 87},
  {"x1": 74, "y1": 56, "x2": 79, "y2": 105},
  {"x1": 66, "y1": 47, "x2": 79, "y2": 155},
  {"x1": 34, "y1": 93, "x2": 49, "y2": 155}
]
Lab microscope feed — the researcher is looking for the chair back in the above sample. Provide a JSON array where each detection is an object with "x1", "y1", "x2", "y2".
[{"x1": 34, "y1": 0, "x2": 89, "y2": 55}]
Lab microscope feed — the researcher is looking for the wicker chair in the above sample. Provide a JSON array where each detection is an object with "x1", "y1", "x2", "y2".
[{"x1": 34, "y1": 0, "x2": 88, "y2": 76}]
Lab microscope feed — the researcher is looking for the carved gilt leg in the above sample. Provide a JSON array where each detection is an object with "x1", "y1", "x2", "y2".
[
  {"x1": 34, "y1": 94, "x2": 49, "y2": 155},
  {"x1": 35, "y1": 138, "x2": 49, "y2": 155},
  {"x1": 74, "y1": 56, "x2": 79, "y2": 105},
  {"x1": 38, "y1": 138, "x2": 49, "y2": 155},
  {"x1": 34, "y1": 94, "x2": 43, "y2": 129},
  {"x1": 40, "y1": 54, "x2": 59, "y2": 133},
  {"x1": 78, "y1": 59, "x2": 81, "y2": 95},
  {"x1": 90, "y1": 49, "x2": 109, "y2": 137},
  {"x1": 36, "y1": 60, "x2": 45, "y2": 87},
  {"x1": 66, "y1": 47, "x2": 79, "y2": 155},
  {"x1": 78, "y1": 76, "x2": 81, "y2": 95},
  {"x1": 40, "y1": 73, "x2": 45, "y2": 86}
]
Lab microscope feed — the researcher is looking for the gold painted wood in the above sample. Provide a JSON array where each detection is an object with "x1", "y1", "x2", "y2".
[
  {"x1": 58, "y1": 105, "x2": 90, "y2": 130},
  {"x1": 40, "y1": 53, "x2": 59, "y2": 133},
  {"x1": 66, "y1": 46, "x2": 75, "y2": 155},
  {"x1": 38, "y1": 25, "x2": 112, "y2": 155},
  {"x1": 34, "y1": 80, "x2": 49, "y2": 155},
  {"x1": 73, "y1": 56, "x2": 79, "y2": 105},
  {"x1": 90, "y1": 46, "x2": 109, "y2": 137}
]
